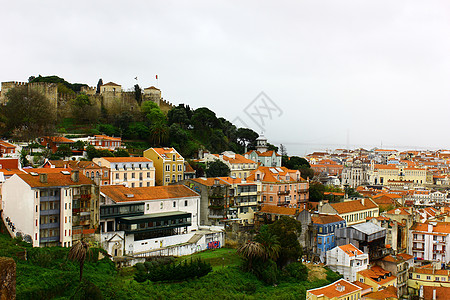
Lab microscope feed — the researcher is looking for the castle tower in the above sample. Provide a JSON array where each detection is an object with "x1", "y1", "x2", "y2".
[{"x1": 256, "y1": 134, "x2": 268, "y2": 153}]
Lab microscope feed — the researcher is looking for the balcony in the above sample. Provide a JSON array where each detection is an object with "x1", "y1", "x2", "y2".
[
  {"x1": 433, "y1": 249, "x2": 445, "y2": 254},
  {"x1": 40, "y1": 222, "x2": 60, "y2": 229},
  {"x1": 412, "y1": 246, "x2": 425, "y2": 251},
  {"x1": 40, "y1": 209, "x2": 60, "y2": 216},
  {"x1": 298, "y1": 189, "x2": 309, "y2": 193},
  {"x1": 277, "y1": 201, "x2": 290, "y2": 206},
  {"x1": 277, "y1": 190, "x2": 290, "y2": 195},
  {"x1": 40, "y1": 236, "x2": 59, "y2": 243},
  {"x1": 119, "y1": 211, "x2": 192, "y2": 234}
]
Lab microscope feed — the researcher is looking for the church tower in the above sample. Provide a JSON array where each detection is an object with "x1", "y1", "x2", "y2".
[{"x1": 256, "y1": 134, "x2": 268, "y2": 153}]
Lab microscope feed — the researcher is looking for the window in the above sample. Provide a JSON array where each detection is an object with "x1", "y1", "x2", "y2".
[
  {"x1": 132, "y1": 173, "x2": 135, "y2": 179},
  {"x1": 269, "y1": 196, "x2": 273, "y2": 202},
  {"x1": 173, "y1": 154, "x2": 176, "y2": 161},
  {"x1": 146, "y1": 204, "x2": 149, "y2": 210},
  {"x1": 434, "y1": 236, "x2": 438, "y2": 241},
  {"x1": 165, "y1": 165, "x2": 170, "y2": 171},
  {"x1": 177, "y1": 174, "x2": 182, "y2": 181},
  {"x1": 178, "y1": 164, "x2": 182, "y2": 171},
  {"x1": 427, "y1": 276, "x2": 431, "y2": 280},
  {"x1": 147, "y1": 182, "x2": 150, "y2": 187},
  {"x1": 124, "y1": 173, "x2": 127, "y2": 181},
  {"x1": 185, "y1": 200, "x2": 188, "y2": 206},
  {"x1": 115, "y1": 173, "x2": 119, "y2": 179},
  {"x1": 172, "y1": 174, "x2": 175, "y2": 182},
  {"x1": 173, "y1": 201, "x2": 176, "y2": 207},
  {"x1": 416, "y1": 275, "x2": 420, "y2": 279},
  {"x1": 147, "y1": 172, "x2": 150, "y2": 178}
]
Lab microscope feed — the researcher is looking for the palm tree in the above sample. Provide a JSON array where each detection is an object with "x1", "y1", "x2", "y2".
[
  {"x1": 68, "y1": 240, "x2": 90, "y2": 282},
  {"x1": 237, "y1": 241, "x2": 265, "y2": 270},
  {"x1": 150, "y1": 120, "x2": 169, "y2": 146},
  {"x1": 254, "y1": 226, "x2": 281, "y2": 261}
]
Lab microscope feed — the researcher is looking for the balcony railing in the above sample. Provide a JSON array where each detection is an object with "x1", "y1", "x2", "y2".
[
  {"x1": 298, "y1": 189, "x2": 309, "y2": 193},
  {"x1": 277, "y1": 190, "x2": 290, "y2": 195},
  {"x1": 412, "y1": 246, "x2": 425, "y2": 251},
  {"x1": 40, "y1": 222, "x2": 60, "y2": 229}
]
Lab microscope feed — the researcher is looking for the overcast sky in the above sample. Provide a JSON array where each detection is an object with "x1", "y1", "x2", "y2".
[{"x1": 2, "y1": 1, "x2": 450, "y2": 155}]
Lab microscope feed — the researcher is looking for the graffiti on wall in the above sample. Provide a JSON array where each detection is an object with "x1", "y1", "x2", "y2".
[{"x1": 207, "y1": 241, "x2": 221, "y2": 249}]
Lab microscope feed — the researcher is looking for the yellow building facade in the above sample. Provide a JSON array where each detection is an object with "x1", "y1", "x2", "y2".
[{"x1": 143, "y1": 147, "x2": 184, "y2": 186}]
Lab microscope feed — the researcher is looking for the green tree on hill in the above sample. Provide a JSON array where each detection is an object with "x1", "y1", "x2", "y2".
[
  {"x1": 205, "y1": 160, "x2": 230, "y2": 177},
  {"x1": 3, "y1": 87, "x2": 56, "y2": 140}
]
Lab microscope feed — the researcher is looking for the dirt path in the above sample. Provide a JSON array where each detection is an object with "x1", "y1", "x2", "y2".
[{"x1": 306, "y1": 262, "x2": 327, "y2": 281}]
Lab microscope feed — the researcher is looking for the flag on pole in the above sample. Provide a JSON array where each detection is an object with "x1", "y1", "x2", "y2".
[{"x1": 156, "y1": 75, "x2": 158, "y2": 80}]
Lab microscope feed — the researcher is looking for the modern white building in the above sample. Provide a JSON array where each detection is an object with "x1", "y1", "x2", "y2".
[
  {"x1": 326, "y1": 243, "x2": 369, "y2": 282},
  {"x1": 2, "y1": 170, "x2": 99, "y2": 247},
  {"x1": 410, "y1": 222, "x2": 450, "y2": 263},
  {"x1": 99, "y1": 184, "x2": 224, "y2": 258}
]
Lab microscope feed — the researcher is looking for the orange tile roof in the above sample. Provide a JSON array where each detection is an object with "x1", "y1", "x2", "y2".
[
  {"x1": 217, "y1": 176, "x2": 256, "y2": 185},
  {"x1": 307, "y1": 279, "x2": 362, "y2": 298},
  {"x1": 43, "y1": 136, "x2": 75, "y2": 143},
  {"x1": 94, "y1": 135, "x2": 121, "y2": 141},
  {"x1": 0, "y1": 140, "x2": 16, "y2": 148},
  {"x1": 191, "y1": 177, "x2": 230, "y2": 187},
  {"x1": 212, "y1": 153, "x2": 255, "y2": 164},
  {"x1": 102, "y1": 82, "x2": 120, "y2": 86},
  {"x1": 259, "y1": 205, "x2": 300, "y2": 216},
  {"x1": 0, "y1": 158, "x2": 20, "y2": 169},
  {"x1": 27, "y1": 168, "x2": 73, "y2": 174},
  {"x1": 17, "y1": 172, "x2": 93, "y2": 188},
  {"x1": 351, "y1": 281, "x2": 372, "y2": 295},
  {"x1": 247, "y1": 166, "x2": 303, "y2": 183},
  {"x1": 184, "y1": 162, "x2": 195, "y2": 173},
  {"x1": 423, "y1": 286, "x2": 450, "y2": 300},
  {"x1": 358, "y1": 265, "x2": 396, "y2": 286},
  {"x1": 364, "y1": 286, "x2": 398, "y2": 300},
  {"x1": 338, "y1": 244, "x2": 364, "y2": 257},
  {"x1": 144, "y1": 86, "x2": 160, "y2": 90},
  {"x1": 382, "y1": 254, "x2": 413, "y2": 263},
  {"x1": 150, "y1": 148, "x2": 182, "y2": 160},
  {"x1": 385, "y1": 207, "x2": 411, "y2": 215},
  {"x1": 100, "y1": 157, "x2": 153, "y2": 163},
  {"x1": 101, "y1": 185, "x2": 198, "y2": 202},
  {"x1": 311, "y1": 214, "x2": 344, "y2": 225},
  {"x1": 329, "y1": 199, "x2": 378, "y2": 214}
]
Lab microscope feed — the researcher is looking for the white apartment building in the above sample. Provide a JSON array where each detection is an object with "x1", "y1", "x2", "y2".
[
  {"x1": 326, "y1": 243, "x2": 369, "y2": 282},
  {"x1": 2, "y1": 170, "x2": 99, "y2": 247},
  {"x1": 410, "y1": 222, "x2": 450, "y2": 264}
]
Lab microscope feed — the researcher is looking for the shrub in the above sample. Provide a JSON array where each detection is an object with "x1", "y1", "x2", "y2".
[
  {"x1": 136, "y1": 258, "x2": 212, "y2": 282},
  {"x1": 285, "y1": 262, "x2": 308, "y2": 281}
]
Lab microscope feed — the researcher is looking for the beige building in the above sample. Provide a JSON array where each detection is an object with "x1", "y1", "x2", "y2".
[
  {"x1": 93, "y1": 157, "x2": 155, "y2": 187},
  {"x1": 219, "y1": 177, "x2": 261, "y2": 225},
  {"x1": 372, "y1": 164, "x2": 428, "y2": 185},
  {"x1": 201, "y1": 151, "x2": 258, "y2": 180},
  {"x1": 143, "y1": 148, "x2": 184, "y2": 186},
  {"x1": 319, "y1": 198, "x2": 379, "y2": 226}
]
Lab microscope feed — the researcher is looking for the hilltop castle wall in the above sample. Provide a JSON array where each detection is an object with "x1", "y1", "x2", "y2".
[{"x1": 0, "y1": 81, "x2": 174, "y2": 117}]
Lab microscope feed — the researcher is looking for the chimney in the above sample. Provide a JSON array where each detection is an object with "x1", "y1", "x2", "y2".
[
  {"x1": 71, "y1": 170, "x2": 79, "y2": 182},
  {"x1": 39, "y1": 173, "x2": 48, "y2": 183}
]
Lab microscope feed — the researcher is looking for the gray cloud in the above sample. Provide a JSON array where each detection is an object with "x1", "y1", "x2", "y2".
[{"x1": 2, "y1": 1, "x2": 450, "y2": 155}]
